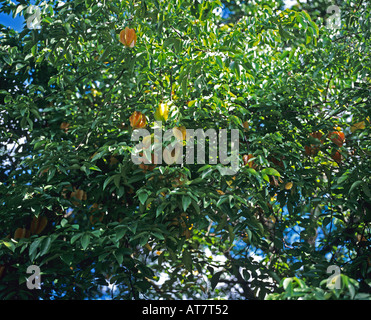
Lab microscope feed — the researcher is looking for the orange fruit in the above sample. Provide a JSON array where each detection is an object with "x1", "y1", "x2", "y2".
[
  {"x1": 169, "y1": 213, "x2": 192, "y2": 238},
  {"x1": 89, "y1": 214, "x2": 104, "y2": 225},
  {"x1": 269, "y1": 154, "x2": 285, "y2": 168},
  {"x1": 138, "y1": 152, "x2": 157, "y2": 172},
  {"x1": 331, "y1": 151, "x2": 342, "y2": 163},
  {"x1": 60, "y1": 122, "x2": 70, "y2": 133},
  {"x1": 182, "y1": 228, "x2": 192, "y2": 239},
  {"x1": 73, "y1": 189, "x2": 87, "y2": 201},
  {"x1": 89, "y1": 203, "x2": 104, "y2": 225},
  {"x1": 173, "y1": 126, "x2": 187, "y2": 141},
  {"x1": 285, "y1": 182, "x2": 293, "y2": 190},
  {"x1": 169, "y1": 213, "x2": 188, "y2": 227},
  {"x1": 119, "y1": 27, "x2": 137, "y2": 47},
  {"x1": 328, "y1": 129, "x2": 345, "y2": 147},
  {"x1": 109, "y1": 156, "x2": 119, "y2": 166},
  {"x1": 14, "y1": 228, "x2": 30, "y2": 240},
  {"x1": 61, "y1": 184, "x2": 72, "y2": 199},
  {"x1": 30, "y1": 216, "x2": 48, "y2": 235},
  {"x1": 129, "y1": 111, "x2": 147, "y2": 129},
  {"x1": 243, "y1": 154, "x2": 256, "y2": 168},
  {"x1": 305, "y1": 131, "x2": 324, "y2": 156},
  {"x1": 70, "y1": 188, "x2": 87, "y2": 206},
  {"x1": 171, "y1": 172, "x2": 188, "y2": 188}
]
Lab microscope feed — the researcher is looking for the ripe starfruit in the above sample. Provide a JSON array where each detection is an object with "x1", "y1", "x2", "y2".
[
  {"x1": 30, "y1": 216, "x2": 48, "y2": 235},
  {"x1": 304, "y1": 131, "x2": 324, "y2": 156},
  {"x1": 328, "y1": 128, "x2": 345, "y2": 147},
  {"x1": 154, "y1": 102, "x2": 169, "y2": 122},
  {"x1": 129, "y1": 111, "x2": 147, "y2": 129},
  {"x1": 119, "y1": 27, "x2": 137, "y2": 48},
  {"x1": 173, "y1": 126, "x2": 187, "y2": 141},
  {"x1": 14, "y1": 228, "x2": 30, "y2": 240},
  {"x1": 243, "y1": 154, "x2": 255, "y2": 168}
]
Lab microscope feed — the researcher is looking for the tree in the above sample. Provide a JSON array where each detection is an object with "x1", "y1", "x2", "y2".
[{"x1": 0, "y1": 0, "x2": 370, "y2": 300}]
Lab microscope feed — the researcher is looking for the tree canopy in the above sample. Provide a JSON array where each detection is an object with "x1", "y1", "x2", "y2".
[{"x1": 0, "y1": 0, "x2": 370, "y2": 300}]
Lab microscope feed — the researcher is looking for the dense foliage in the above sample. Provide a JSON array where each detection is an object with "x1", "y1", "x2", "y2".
[{"x1": 0, "y1": 0, "x2": 370, "y2": 300}]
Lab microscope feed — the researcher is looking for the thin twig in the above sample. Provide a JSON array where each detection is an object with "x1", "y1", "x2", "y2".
[{"x1": 170, "y1": 26, "x2": 185, "y2": 39}]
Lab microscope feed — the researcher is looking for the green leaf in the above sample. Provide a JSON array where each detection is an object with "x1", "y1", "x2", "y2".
[
  {"x1": 216, "y1": 195, "x2": 228, "y2": 207},
  {"x1": 60, "y1": 218, "x2": 68, "y2": 227},
  {"x1": 215, "y1": 56, "x2": 223, "y2": 69},
  {"x1": 4, "y1": 95, "x2": 11, "y2": 104},
  {"x1": 91, "y1": 150, "x2": 106, "y2": 161},
  {"x1": 156, "y1": 202, "x2": 167, "y2": 217},
  {"x1": 100, "y1": 46, "x2": 112, "y2": 62},
  {"x1": 181, "y1": 77, "x2": 188, "y2": 96},
  {"x1": 40, "y1": 237, "x2": 52, "y2": 256},
  {"x1": 139, "y1": 234, "x2": 149, "y2": 247},
  {"x1": 115, "y1": 227, "x2": 127, "y2": 242},
  {"x1": 362, "y1": 182, "x2": 371, "y2": 199},
  {"x1": 47, "y1": 167, "x2": 56, "y2": 182},
  {"x1": 81, "y1": 233, "x2": 90, "y2": 250},
  {"x1": 261, "y1": 168, "x2": 280, "y2": 177},
  {"x1": 211, "y1": 271, "x2": 223, "y2": 290},
  {"x1": 348, "y1": 180, "x2": 362, "y2": 194},
  {"x1": 337, "y1": 173, "x2": 349, "y2": 184},
  {"x1": 2, "y1": 241, "x2": 15, "y2": 252},
  {"x1": 297, "y1": 14, "x2": 307, "y2": 29},
  {"x1": 174, "y1": 38, "x2": 182, "y2": 53},
  {"x1": 42, "y1": 16, "x2": 53, "y2": 24},
  {"x1": 103, "y1": 175, "x2": 115, "y2": 190},
  {"x1": 114, "y1": 251, "x2": 123, "y2": 265},
  {"x1": 152, "y1": 231, "x2": 165, "y2": 240},
  {"x1": 301, "y1": 10, "x2": 312, "y2": 22},
  {"x1": 309, "y1": 21, "x2": 319, "y2": 37},
  {"x1": 228, "y1": 224, "x2": 235, "y2": 242},
  {"x1": 89, "y1": 166, "x2": 102, "y2": 172},
  {"x1": 135, "y1": 280, "x2": 152, "y2": 291},
  {"x1": 163, "y1": 37, "x2": 174, "y2": 48},
  {"x1": 182, "y1": 195, "x2": 192, "y2": 212},
  {"x1": 138, "y1": 191, "x2": 149, "y2": 205},
  {"x1": 128, "y1": 222, "x2": 138, "y2": 234},
  {"x1": 113, "y1": 174, "x2": 121, "y2": 189},
  {"x1": 283, "y1": 277, "x2": 293, "y2": 290},
  {"x1": 306, "y1": 33, "x2": 312, "y2": 45},
  {"x1": 16, "y1": 63, "x2": 26, "y2": 70},
  {"x1": 31, "y1": 44, "x2": 37, "y2": 57},
  {"x1": 71, "y1": 233, "x2": 82, "y2": 244},
  {"x1": 182, "y1": 249, "x2": 192, "y2": 272},
  {"x1": 29, "y1": 239, "x2": 41, "y2": 260},
  {"x1": 289, "y1": 47, "x2": 297, "y2": 61},
  {"x1": 64, "y1": 22, "x2": 72, "y2": 34}
]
